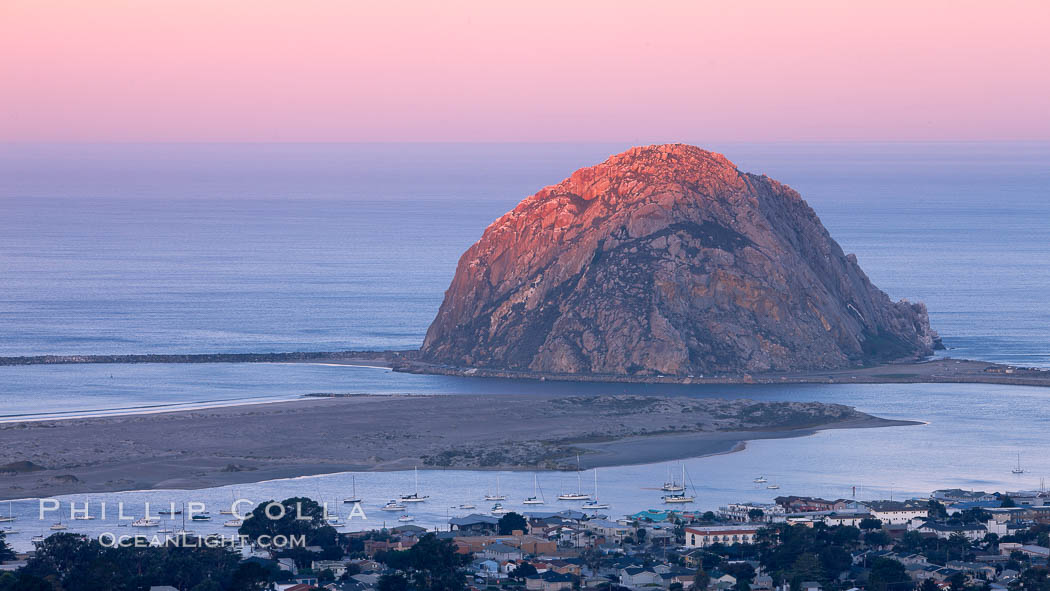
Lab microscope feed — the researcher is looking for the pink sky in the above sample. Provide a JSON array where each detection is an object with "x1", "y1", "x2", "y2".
[{"x1": 2, "y1": 0, "x2": 1047, "y2": 142}]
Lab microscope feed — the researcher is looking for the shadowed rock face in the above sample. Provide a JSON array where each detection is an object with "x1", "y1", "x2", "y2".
[{"x1": 422, "y1": 144, "x2": 939, "y2": 376}]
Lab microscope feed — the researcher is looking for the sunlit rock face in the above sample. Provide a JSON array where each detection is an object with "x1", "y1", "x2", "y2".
[{"x1": 422, "y1": 144, "x2": 938, "y2": 376}]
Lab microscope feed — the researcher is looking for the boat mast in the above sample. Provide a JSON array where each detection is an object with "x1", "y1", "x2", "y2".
[{"x1": 576, "y1": 455, "x2": 583, "y2": 494}]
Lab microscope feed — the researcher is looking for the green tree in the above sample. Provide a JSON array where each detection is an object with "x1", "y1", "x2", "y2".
[
  {"x1": 748, "y1": 509, "x2": 766, "y2": 522},
  {"x1": 919, "y1": 579, "x2": 940, "y2": 591},
  {"x1": 1000, "y1": 496, "x2": 1016, "y2": 508},
  {"x1": 0, "y1": 533, "x2": 14, "y2": 563},
  {"x1": 868, "y1": 557, "x2": 911, "y2": 591},
  {"x1": 866, "y1": 530, "x2": 892, "y2": 548},
  {"x1": 231, "y1": 561, "x2": 274, "y2": 590},
  {"x1": 238, "y1": 497, "x2": 340, "y2": 568},
  {"x1": 498, "y1": 512, "x2": 528, "y2": 535},
  {"x1": 860, "y1": 518, "x2": 884, "y2": 531},
  {"x1": 948, "y1": 572, "x2": 967, "y2": 591},
  {"x1": 789, "y1": 552, "x2": 826, "y2": 586},
  {"x1": 928, "y1": 501, "x2": 949, "y2": 520},
  {"x1": 378, "y1": 573, "x2": 409, "y2": 591},
  {"x1": 511, "y1": 563, "x2": 538, "y2": 579},
  {"x1": 694, "y1": 567, "x2": 711, "y2": 590},
  {"x1": 377, "y1": 533, "x2": 468, "y2": 591}
]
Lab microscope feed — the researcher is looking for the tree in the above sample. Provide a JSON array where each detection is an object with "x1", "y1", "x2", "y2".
[
  {"x1": 928, "y1": 501, "x2": 949, "y2": 520},
  {"x1": 868, "y1": 557, "x2": 911, "y2": 591},
  {"x1": 0, "y1": 535, "x2": 13, "y2": 564},
  {"x1": 694, "y1": 567, "x2": 711, "y2": 590},
  {"x1": 866, "y1": 530, "x2": 892, "y2": 548},
  {"x1": 377, "y1": 573, "x2": 409, "y2": 591},
  {"x1": 231, "y1": 561, "x2": 275, "y2": 591},
  {"x1": 948, "y1": 572, "x2": 967, "y2": 591},
  {"x1": 919, "y1": 579, "x2": 940, "y2": 591},
  {"x1": 1000, "y1": 496, "x2": 1016, "y2": 508},
  {"x1": 749, "y1": 509, "x2": 766, "y2": 522},
  {"x1": 377, "y1": 533, "x2": 469, "y2": 591},
  {"x1": 238, "y1": 497, "x2": 341, "y2": 568},
  {"x1": 789, "y1": 552, "x2": 826, "y2": 587},
  {"x1": 860, "y1": 518, "x2": 884, "y2": 531},
  {"x1": 498, "y1": 512, "x2": 527, "y2": 535},
  {"x1": 510, "y1": 563, "x2": 538, "y2": 579}
]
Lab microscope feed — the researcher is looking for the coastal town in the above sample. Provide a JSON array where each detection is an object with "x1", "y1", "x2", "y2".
[{"x1": 2, "y1": 487, "x2": 1048, "y2": 591}]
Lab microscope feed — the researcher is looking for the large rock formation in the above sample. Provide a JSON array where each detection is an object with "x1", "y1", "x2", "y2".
[{"x1": 422, "y1": 144, "x2": 938, "y2": 376}]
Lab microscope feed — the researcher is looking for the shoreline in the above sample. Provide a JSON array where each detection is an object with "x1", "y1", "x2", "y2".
[
  {"x1": 2, "y1": 351, "x2": 1047, "y2": 388},
  {"x1": 0, "y1": 395, "x2": 914, "y2": 501}
]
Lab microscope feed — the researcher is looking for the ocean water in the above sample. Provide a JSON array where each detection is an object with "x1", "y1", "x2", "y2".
[
  {"x1": 3, "y1": 381, "x2": 1049, "y2": 551},
  {"x1": 1, "y1": 143, "x2": 1049, "y2": 543},
  {"x1": 2, "y1": 143, "x2": 1048, "y2": 362}
]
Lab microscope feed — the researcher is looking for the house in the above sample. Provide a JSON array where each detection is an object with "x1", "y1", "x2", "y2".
[
  {"x1": 684, "y1": 524, "x2": 763, "y2": 548},
  {"x1": 719, "y1": 503, "x2": 787, "y2": 523},
  {"x1": 525, "y1": 570, "x2": 575, "y2": 591},
  {"x1": 932, "y1": 489, "x2": 998, "y2": 504},
  {"x1": 775, "y1": 496, "x2": 843, "y2": 512},
  {"x1": 801, "y1": 582, "x2": 823, "y2": 591},
  {"x1": 311, "y1": 560, "x2": 349, "y2": 578},
  {"x1": 1017, "y1": 545, "x2": 1050, "y2": 559},
  {"x1": 584, "y1": 518, "x2": 633, "y2": 540},
  {"x1": 482, "y1": 542, "x2": 524, "y2": 561},
  {"x1": 752, "y1": 574, "x2": 775, "y2": 590},
  {"x1": 914, "y1": 521, "x2": 987, "y2": 541},
  {"x1": 449, "y1": 513, "x2": 500, "y2": 533},
  {"x1": 620, "y1": 567, "x2": 662, "y2": 587},
  {"x1": 864, "y1": 500, "x2": 929, "y2": 524}
]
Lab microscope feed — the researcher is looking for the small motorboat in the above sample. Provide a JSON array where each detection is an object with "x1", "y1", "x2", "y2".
[
  {"x1": 397, "y1": 515, "x2": 415, "y2": 522},
  {"x1": 381, "y1": 500, "x2": 407, "y2": 511},
  {"x1": 132, "y1": 518, "x2": 160, "y2": 527},
  {"x1": 490, "y1": 503, "x2": 510, "y2": 515}
]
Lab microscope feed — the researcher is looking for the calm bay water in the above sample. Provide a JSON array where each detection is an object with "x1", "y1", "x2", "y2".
[{"x1": 1, "y1": 143, "x2": 1048, "y2": 548}]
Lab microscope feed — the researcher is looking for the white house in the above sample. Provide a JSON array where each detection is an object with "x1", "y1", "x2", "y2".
[
  {"x1": 864, "y1": 501, "x2": 929, "y2": 524},
  {"x1": 684, "y1": 524, "x2": 763, "y2": 548}
]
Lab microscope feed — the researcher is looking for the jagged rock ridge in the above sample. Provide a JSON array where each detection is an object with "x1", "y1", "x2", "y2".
[{"x1": 422, "y1": 144, "x2": 939, "y2": 376}]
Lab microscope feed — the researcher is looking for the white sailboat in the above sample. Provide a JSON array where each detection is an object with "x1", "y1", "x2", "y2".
[
  {"x1": 582, "y1": 469, "x2": 609, "y2": 510},
  {"x1": 523, "y1": 474, "x2": 545, "y2": 505},
  {"x1": 484, "y1": 475, "x2": 507, "y2": 501},
  {"x1": 400, "y1": 467, "x2": 430, "y2": 502},
  {"x1": 220, "y1": 491, "x2": 237, "y2": 515},
  {"x1": 343, "y1": 475, "x2": 363, "y2": 504},
  {"x1": 558, "y1": 455, "x2": 591, "y2": 501},
  {"x1": 49, "y1": 522, "x2": 68, "y2": 531},
  {"x1": 662, "y1": 465, "x2": 696, "y2": 503},
  {"x1": 1012, "y1": 453, "x2": 1025, "y2": 474},
  {"x1": 661, "y1": 467, "x2": 686, "y2": 492}
]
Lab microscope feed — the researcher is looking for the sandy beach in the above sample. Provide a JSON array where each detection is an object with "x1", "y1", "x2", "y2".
[{"x1": 0, "y1": 394, "x2": 915, "y2": 500}]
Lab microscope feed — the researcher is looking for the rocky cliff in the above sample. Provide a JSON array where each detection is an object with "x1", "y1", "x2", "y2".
[{"x1": 422, "y1": 144, "x2": 939, "y2": 376}]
